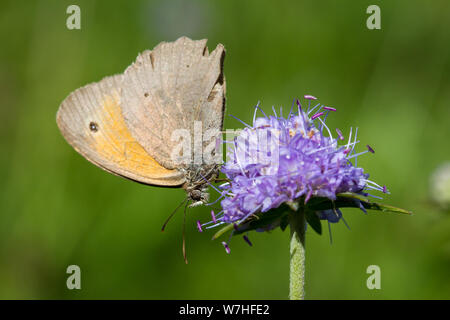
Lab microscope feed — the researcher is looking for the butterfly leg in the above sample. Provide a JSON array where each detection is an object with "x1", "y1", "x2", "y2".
[{"x1": 188, "y1": 200, "x2": 205, "y2": 208}]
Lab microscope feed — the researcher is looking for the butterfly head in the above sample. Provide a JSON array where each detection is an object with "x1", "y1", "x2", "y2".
[
  {"x1": 182, "y1": 164, "x2": 220, "y2": 207},
  {"x1": 186, "y1": 186, "x2": 209, "y2": 208}
]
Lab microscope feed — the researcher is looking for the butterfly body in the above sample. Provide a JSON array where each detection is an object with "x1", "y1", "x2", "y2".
[{"x1": 182, "y1": 163, "x2": 221, "y2": 207}]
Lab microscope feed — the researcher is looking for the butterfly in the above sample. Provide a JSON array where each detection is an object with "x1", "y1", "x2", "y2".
[{"x1": 56, "y1": 37, "x2": 226, "y2": 260}]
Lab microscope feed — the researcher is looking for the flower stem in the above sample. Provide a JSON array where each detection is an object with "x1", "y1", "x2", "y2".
[{"x1": 289, "y1": 208, "x2": 306, "y2": 300}]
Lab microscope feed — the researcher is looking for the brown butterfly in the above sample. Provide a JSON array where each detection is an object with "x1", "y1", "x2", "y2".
[{"x1": 56, "y1": 37, "x2": 226, "y2": 261}]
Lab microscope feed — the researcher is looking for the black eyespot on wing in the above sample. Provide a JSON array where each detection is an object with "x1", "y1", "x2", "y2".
[{"x1": 89, "y1": 121, "x2": 98, "y2": 132}]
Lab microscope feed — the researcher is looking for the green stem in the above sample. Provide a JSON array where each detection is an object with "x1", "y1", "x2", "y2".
[{"x1": 289, "y1": 208, "x2": 306, "y2": 300}]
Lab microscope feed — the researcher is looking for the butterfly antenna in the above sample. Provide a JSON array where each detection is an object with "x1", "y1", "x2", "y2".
[
  {"x1": 182, "y1": 200, "x2": 189, "y2": 264},
  {"x1": 161, "y1": 198, "x2": 187, "y2": 232}
]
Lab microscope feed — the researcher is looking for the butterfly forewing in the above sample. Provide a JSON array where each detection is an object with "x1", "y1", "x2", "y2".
[{"x1": 56, "y1": 75, "x2": 185, "y2": 186}]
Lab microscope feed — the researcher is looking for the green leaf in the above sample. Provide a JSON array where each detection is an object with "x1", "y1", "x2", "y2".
[
  {"x1": 359, "y1": 202, "x2": 413, "y2": 215},
  {"x1": 305, "y1": 209, "x2": 322, "y2": 235},
  {"x1": 280, "y1": 214, "x2": 289, "y2": 231},
  {"x1": 307, "y1": 192, "x2": 413, "y2": 215},
  {"x1": 211, "y1": 192, "x2": 412, "y2": 240},
  {"x1": 235, "y1": 205, "x2": 291, "y2": 235},
  {"x1": 212, "y1": 204, "x2": 292, "y2": 240},
  {"x1": 211, "y1": 223, "x2": 235, "y2": 240}
]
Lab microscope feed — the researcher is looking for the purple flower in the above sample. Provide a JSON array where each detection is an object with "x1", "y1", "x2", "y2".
[{"x1": 203, "y1": 96, "x2": 387, "y2": 242}]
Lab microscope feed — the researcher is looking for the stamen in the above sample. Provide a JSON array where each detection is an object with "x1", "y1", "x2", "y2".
[
  {"x1": 336, "y1": 128, "x2": 344, "y2": 140},
  {"x1": 367, "y1": 193, "x2": 383, "y2": 200},
  {"x1": 236, "y1": 205, "x2": 262, "y2": 226},
  {"x1": 253, "y1": 105, "x2": 259, "y2": 124},
  {"x1": 243, "y1": 235, "x2": 253, "y2": 246},
  {"x1": 317, "y1": 117, "x2": 333, "y2": 139},
  {"x1": 365, "y1": 179, "x2": 384, "y2": 189},
  {"x1": 196, "y1": 220, "x2": 203, "y2": 232},
  {"x1": 272, "y1": 106, "x2": 278, "y2": 117},
  {"x1": 383, "y1": 185, "x2": 388, "y2": 193},
  {"x1": 222, "y1": 241, "x2": 231, "y2": 254},
  {"x1": 365, "y1": 185, "x2": 384, "y2": 192},
  {"x1": 340, "y1": 211, "x2": 351, "y2": 230},
  {"x1": 211, "y1": 210, "x2": 217, "y2": 223},
  {"x1": 255, "y1": 102, "x2": 267, "y2": 118},
  {"x1": 288, "y1": 99, "x2": 296, "y2": 120},
  {"x1": 296, "y1": 100, "x2": 308, "y2": 130},
  {"x1": 346, "y1": 150, "x2": 368, "y2": 160},
  {"x1": 322, "y1": 111, "x2": 329, "y2": 131},
  {"x1": 304, "y1": 95, "x2": 317, "y2": 100},
  {"x1": 296, "y1": 98, "x2": 302, "y2": 113},
  {"x1": 311, "y1": 112, "x2": 324, "y2": 120},
  {"x1": 229, "y1": 114, "x2": 252, "y2": 128},
  {"x1": 205, "y1": 221, "x2": 225, "y2": 229},
  {"x1": 308, "y1": 103, "x2": 321, "y2": 115},
  {"x1": 346, "y1": 127, "x2": 353, "y2": 149},
  {"x1": 233, "y1": 137, "x2": 247, "y2": 176},
  {"x1": 198, "y1": 172, "x2": 222, "y2": 195},
  {"x1": 367, "y1": 145, "x2": 375, "y2": 153},
  {"x1": 206, "y1": 194, "x2": 225, "y2": 206},
  {"x1": 359, "y1": 202, "x2": 367, "y2": 214},
  {"x1": 352, "y1": 127, "x2": 359, "y2": 154},
  {"x1": 305, "y1": 144, "x2": 335, "y2": 155},
  {"x1": 323, "y1": 106, "x2": 337, "y2": 112}
]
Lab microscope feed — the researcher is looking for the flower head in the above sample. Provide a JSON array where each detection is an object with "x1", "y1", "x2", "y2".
[{"x1": 201, "y1": 96, "x2": 395, "y2": 251}]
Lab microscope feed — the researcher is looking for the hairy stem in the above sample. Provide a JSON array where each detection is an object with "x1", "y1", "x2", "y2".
[{"x1": 289, "y1": 209, "x2": 306, "y2": 300}]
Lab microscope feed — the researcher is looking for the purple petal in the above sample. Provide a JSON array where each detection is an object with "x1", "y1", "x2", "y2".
[{"x1": 222, "y1": 241, "x2": 231, "y2": 254}]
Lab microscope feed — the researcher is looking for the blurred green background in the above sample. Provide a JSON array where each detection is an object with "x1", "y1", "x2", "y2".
[{"x1": 0, "y1": 0, "x2": 449, "y2": 299}]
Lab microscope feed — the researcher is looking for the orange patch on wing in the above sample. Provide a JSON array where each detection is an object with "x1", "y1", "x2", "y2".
[{"x1": 90, "y1": 91, "x2": 178, "y2": 179}]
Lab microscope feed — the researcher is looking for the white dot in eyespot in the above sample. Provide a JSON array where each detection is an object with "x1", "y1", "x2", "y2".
[{"x1": 89, "y1": 122, "x2": 98, "y2": 132}]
